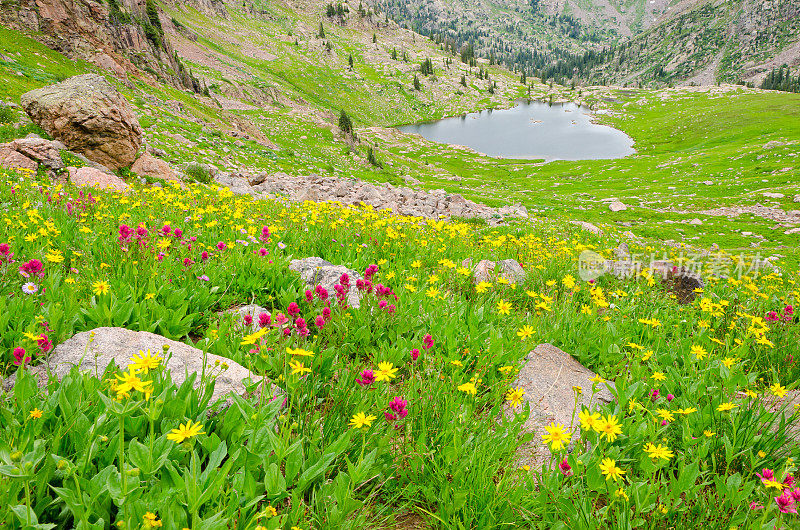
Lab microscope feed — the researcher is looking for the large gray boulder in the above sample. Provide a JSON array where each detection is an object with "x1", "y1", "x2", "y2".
[
  {"x1": 507, "y1": 344, "x2": 615, "y2": 470},
  {"x1": 21, "y1": 74, "x2": 143, "y2": 170},
  {"x1": 2, "y1": 327, "x2": 276, "y2": 403},
  {"x1": 289, "y1": 257, "x2": 362, "y2": 308},
  {"x1": 514, "y1": 343, "x2": 615, "y2": 441}
]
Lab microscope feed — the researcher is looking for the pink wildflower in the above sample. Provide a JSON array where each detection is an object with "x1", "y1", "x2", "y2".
[
  {"x1": 287, "y1": 302, "x2": 300, "y2": 317},
  {"x1": 13, "y1": 347, "x2": 30, "y2": 367},
  {"x1": 410, "y1": 348, "x2": 420, "y2": 361},
  {"x1": 118, "y1": 224, "x2": 133, "y2": 242},
  {"x1": 766, "y1": 311, "x2": 779, "y2": 322},
  {"x1": 314, "y1": 315, "x2": 325, "y2": 329},
  {"x1": 37, "y1": 334, "x2": 52, "y2": 354},
  {"x1": 422, "y1": 334, "x2": 434, "y2": 350},
  {"x1": 356, "y1": 369, "x2": 375, "y2": 387},
  {"x1": 775, "y1": 492, "x2": 797, "y2": 514},
  {"x1": 216, "y1": 241, "x2": 227, "y2": 251},
  {"x1": 258, "y1": 312, "x2": 271, "y2": 328},
  {"x1": 559, "y1": 458, "x2": 573, "y2": 476}
]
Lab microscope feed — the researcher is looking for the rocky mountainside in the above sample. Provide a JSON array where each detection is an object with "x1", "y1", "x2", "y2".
[
  {"x1": 548, "y1": 0, "x2": 800, "y2": 86},
  {"x1": 369, "y1": 0, "x2": 800, "y2": 86},
  {"x1": 0, "y1": 0, "x2": 205, "y2": 91}
]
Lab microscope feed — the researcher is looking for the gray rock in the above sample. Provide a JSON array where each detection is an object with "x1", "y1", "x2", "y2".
[
  {"x1": 608, "y1": 200, "x2": 627, "y2": 212},
  {"x1": 571, "y1": 221, "x2": 603, "y2": 235},
  {"x1": 2, "y1": 327, "x2": 279, "y2": 403},
  {"x1": 248, "y1": 172, "x2": 268, "y2": 186},
  {"x1": 513, "y1": 343, "x2": 614, "y2": 444},
  {"x1": 289, "y1": 257, "x2": 362, "y2": 308},
  {"x1": 762, "y1": 192, "x2": 785, "y2": 199},
  {"x1": 794, "y1": 194, "x2": 800, "y2": 203},
  {"x1": 614, "y1": 243, "x2": 630, "y2": 259},
  {"x1": 465, "y1": 258, "x2": 527, "y2": 284}
]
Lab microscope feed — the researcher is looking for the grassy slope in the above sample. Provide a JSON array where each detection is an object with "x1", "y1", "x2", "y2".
[{"x1": 0, "y1": 1, "x2": 798, "y2": 270}]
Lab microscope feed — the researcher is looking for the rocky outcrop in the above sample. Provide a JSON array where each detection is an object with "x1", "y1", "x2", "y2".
[
  {"x1": 289, "y1": 257, "x2": 362, "y2": 308},
  {"x1": 0, "y1": 0, "x2": 199, "y2": 91},
  {"x1": 69, "y1": 167, "x2": 130, "y2": 192},
  {"x1": 2, "y1": 327, "x2": 279, "y2": 403},
  {"x1": 131, "y1": 152, "x2": 179, "y2": 181},
  {"x1": 21, "y1": 75, "x2": 143, "y2": 170},
  {"x1": 0, "y1": 136, "x2": 116, "y2": 178},
  {"x1": 0, "y1": 145, "x2": 38, "y2": 173},
  {"x1": 514, "y1": 344, "x2": 615, "y2": 432},
  {"x1": 214, "y1": 172, "x2": 529, "y2": 222}
]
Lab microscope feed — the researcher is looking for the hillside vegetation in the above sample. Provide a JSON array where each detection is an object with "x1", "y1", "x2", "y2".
[{"x1": 0, "y1": 0, "x2": 799, "y2": 527}]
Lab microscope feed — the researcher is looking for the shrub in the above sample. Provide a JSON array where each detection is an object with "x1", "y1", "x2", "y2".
[{"x1": 184, "y1": 163, "x2": 213, "y2": 183}]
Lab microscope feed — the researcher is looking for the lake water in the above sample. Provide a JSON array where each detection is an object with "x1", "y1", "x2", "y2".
[{"x1": 397, "y1": 100, "x2": 635, "y2": 161}]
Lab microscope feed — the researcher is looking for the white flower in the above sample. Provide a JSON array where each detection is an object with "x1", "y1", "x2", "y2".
[{"x1": 22, "y1": 282, "x2": 38, "y2": 295}]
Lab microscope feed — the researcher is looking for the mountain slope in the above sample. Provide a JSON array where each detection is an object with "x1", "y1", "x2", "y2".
[
  {"x1": 370, "y1": 0, "x2": 800, "y2": 86},
  {"x1": 566, "y1": 0, "x2": 800, "y2": 85}
]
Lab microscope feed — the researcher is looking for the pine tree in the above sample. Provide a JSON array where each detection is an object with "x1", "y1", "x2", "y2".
[
  {"x1": 391, "y1": 48, "x2": 398, "y2": 60},
  {"x1": 338, "y1": 110, "x2": 353, "y2": 135},
  {"x1": 520, "y1": 70, "x2": 526, "y2": 84},
  {"x1": 348, "y1": 54, "x2": 354, "y2": 69},
  {"x1": 367, "y1": 146, "x2": 382, "y2": 168},
  {"x1": 372, "y1": 33, "x2": 377, "y2": 44},
  {"x1": 318, "y1": 22, "x2": 325, "y2": 38},
  {"x1": 413, "y1": 74, "x2": 421, "y2": 90},
  {"x1": 460, "y1": 75, "x2": 467, "y2": 87}
]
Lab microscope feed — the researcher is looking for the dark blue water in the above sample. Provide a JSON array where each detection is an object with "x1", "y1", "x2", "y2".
[{"x1": 398, "y1": 100, "x2": 635, "y2": 161}]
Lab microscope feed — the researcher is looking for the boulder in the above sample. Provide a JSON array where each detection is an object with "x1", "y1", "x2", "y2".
[
  {"x1": 20, "y1": 74, "x2": 143, "y2": 170},
  {"x1": 464, "y1": 258, "x2": 527, "y2": 284},
  {"x1": 608, "y1": 200, "x2": 627, "y2": 212},
  {"x1": 8, "y1": 137, "x2": 64, "y2": 172},
  {"x1": 762, "y1": 192, "x2": 785, "y2": 199},
  {"x1": 614, "y1": 242, "x2": 630, "y2": 260},
  {"x1": 131, "y1": 153, "x2": 179, "y2": 181},
  {"x1": 0, "y1": 146, "x2": 37, "y2": 172},
  {"x1": 222, "y1": 304, "x2": 270, "y2": 332},
  {"x1": 513, "y1": 344, "x2": 615, "y2": 446},
  {"x1": 247, "y1": 171, "x2": 268, "y2": 186},
  {"x1": 289, "y1": 257, "x2": 362, "y2": 308},
  {"x1": 664, "y1": 267, "x2": 704, "y2": 304},
  {"x1": 794, "y1": 194, "x2": 800, "y2": 204},
  {"x1": 570, "y1": 220, "x2": 603, "y2": 235},
  {"x1": 69, "y1": 167, "x2": 129, "y2": 192},
  {"x1": 2, "y1": 327, "x2": 279, "y2": 403}
]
